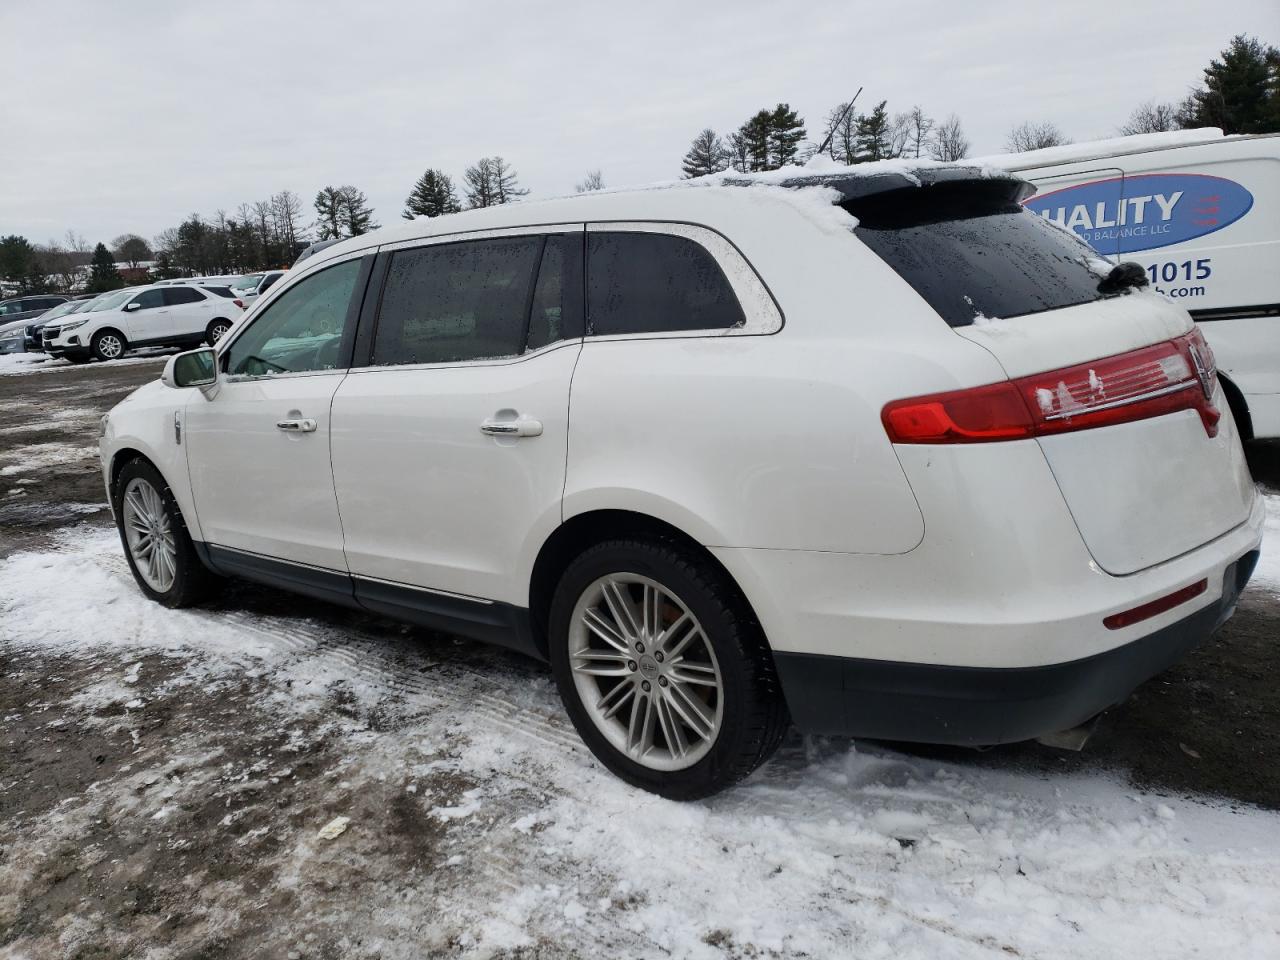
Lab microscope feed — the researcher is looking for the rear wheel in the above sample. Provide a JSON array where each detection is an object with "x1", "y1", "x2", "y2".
[
  {"x1": 548, "y1": 538, "x2": 788, "y2": 800},
  {"x1": 206, "y1": 318, "x2": 232, "y2": 345},
  {"x1": 91, "y1": 329, "x2": 126, "y2": 362},
  {"x1": 113, "y1": 459, "x2": 217, "y2": 608}
]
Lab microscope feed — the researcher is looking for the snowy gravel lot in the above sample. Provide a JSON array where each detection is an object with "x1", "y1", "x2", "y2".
[{"x1": 2, "y1": 355, "x2": 1279, "y2": 959}]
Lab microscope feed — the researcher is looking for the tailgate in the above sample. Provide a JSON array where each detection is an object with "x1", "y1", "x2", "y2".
[{"x1": 958, "y1": 293, "x2": 1256, "y2": 575}]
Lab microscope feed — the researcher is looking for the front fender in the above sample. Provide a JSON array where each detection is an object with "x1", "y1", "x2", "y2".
[{"x1": 100, "y1": 384, "x2": 200, "y2": 541}]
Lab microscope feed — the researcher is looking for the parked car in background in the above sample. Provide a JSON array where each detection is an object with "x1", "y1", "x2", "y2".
[
  {"x1": 0, "y1": 296, "x2": 97, "y2": 354},
  {"x1": 43, "y1": 283, "x2": 242, "y2": 362},
  {"x1": 0, "y1": 294, "x2": 70, "y2": 328},
  {"x1": 154, "y1": 276, "x2": 242, "y2": 287},
  {"x1": 230, "y1": 270, "x2": 285, "y2": 306},
  {"x1": 99, "y1": 166, "x2": 1262, "y2": 798},
  {"x1": 985, "y1": 128, "x2": 1280, "y2": 441}
]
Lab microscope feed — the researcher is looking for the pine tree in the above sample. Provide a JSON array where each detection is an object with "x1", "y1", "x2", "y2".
[
  {"x1": 681, "y1": 128, "x2": 729, "y2": 178},
  {"x1": 736, "y1": 110, "x2": 772, "y2": 172},
  {"x1": 403, "y1": 169, "x2": 461, "y2": 219},
  {"x1": 314, "y1": 186, "x2": 344, "y2": 240},
  {"x1": 340, "y1": 187, "x2": 378, "y2": 236},
  {"x1": 86, "y1": 243, "x2": 122, "y2": 293},
  {"x1": 855, "y1": 101, "x2": 895, "y2": 161},
  {"x1": 1182, "y1": 34, "x2": 1280, "y2": 133},
  {"x1": 767, "y1": 103, "x2": 806, "y2": 168}
]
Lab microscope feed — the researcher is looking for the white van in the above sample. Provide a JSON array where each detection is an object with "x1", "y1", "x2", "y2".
[{"x1": 985, "y1": 129, "x2": 1280, "y2": 441}]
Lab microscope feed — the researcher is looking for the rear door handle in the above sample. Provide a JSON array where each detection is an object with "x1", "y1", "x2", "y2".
[
  {"x1": 277, "y1": 418, "x2": 318, "y2": 433},
  {"x1": 480, "y1": 416, "x2": 542, "y2": 438}
]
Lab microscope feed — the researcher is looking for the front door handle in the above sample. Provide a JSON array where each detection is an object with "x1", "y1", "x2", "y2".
[
  {"x1": 277, "y1": 418, "x2": 318, "y2": 433},
  {"x1": 480, "y1": 416, "x2": 542, "y2": 438}
]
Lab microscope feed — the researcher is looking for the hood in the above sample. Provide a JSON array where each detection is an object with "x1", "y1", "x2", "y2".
[{"x1": 0, "y1": 318, "x2": 27, "y2": 337}]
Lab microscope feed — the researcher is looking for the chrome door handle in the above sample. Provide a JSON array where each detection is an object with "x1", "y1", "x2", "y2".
[
  {"x1": 276, "y1": 418, "x2": 317, "y2": 433},
  {"x1": 480, "y1": 417, "x2": 542, "y2": 438}
]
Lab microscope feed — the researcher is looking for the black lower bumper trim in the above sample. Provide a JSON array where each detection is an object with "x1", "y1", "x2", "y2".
[{"x1": 774, "y1": 550, "x2": 1259, "y2": 746}]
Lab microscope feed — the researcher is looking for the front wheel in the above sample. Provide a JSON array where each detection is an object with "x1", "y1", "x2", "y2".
[
  {"x1": 548, "y1": 539, "x2": 789, "y2": 800},
  {"x1": 90, "y1": 329, "x2": 126, "y2": 362},
  {"x1": 113, "y1": 459, "x2": 217, "y2": 608}
]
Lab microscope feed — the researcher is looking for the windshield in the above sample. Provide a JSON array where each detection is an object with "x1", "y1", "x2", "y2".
[
  {"x1": 88, "y1": 289, "x2": 137, "y2": 312},
  {"x1": 845, "y1": 180, "x2": 1115, "y2": 328},
  {"x1": 39, "y1": 300, "x2": 83, "y2": 321},
  {"x1": 233, "y1": 274, "x2": 263, "y2": 291}
]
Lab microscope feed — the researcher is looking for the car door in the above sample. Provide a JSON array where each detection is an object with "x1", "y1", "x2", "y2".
[
  {"x1": 184, "y1": 252, "x2": 373, "y2": 579},
  {"x1": 122, "y1": 288, "x2": 172, "y2": 343},
  {"x1": 330, "y1": 227, "x2": 584, "y2": 616},
  {"x1": 162, "y1": 286, "x2": 213, "y2": 340}
]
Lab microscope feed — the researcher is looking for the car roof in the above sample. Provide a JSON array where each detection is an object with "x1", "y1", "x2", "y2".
[{"x1": 299, "y1": 159, "x2": 1030, "y2": 272}]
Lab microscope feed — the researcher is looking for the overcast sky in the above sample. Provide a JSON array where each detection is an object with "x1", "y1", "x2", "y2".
[{"x1": 2, "y1": 0, "x2": 1276, "y2": 247}]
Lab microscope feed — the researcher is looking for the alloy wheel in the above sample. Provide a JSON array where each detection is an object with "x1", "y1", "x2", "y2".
[
  {"x1": 121, "y1": 477, "x2": 177, "y2": 592},
  {"x1": 97, "y1": 334, "x2": 123, "y2": 359},
  {"x1": 568, "y1": 573, "x2": 724, "y2": 771}
]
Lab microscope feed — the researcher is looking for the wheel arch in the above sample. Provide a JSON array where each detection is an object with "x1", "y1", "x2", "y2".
[{"x1": 527, "y1": 508, "x2": 764, "y2": 660}]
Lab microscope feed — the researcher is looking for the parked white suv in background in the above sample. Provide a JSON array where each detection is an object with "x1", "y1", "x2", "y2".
[
  {"x1": 230, "y1": 270, "x2": 286, "y2": 306},
  {"x1": 98, "y1": 165, "x2": 1264, "y2": 798},
  {"x1": 44, "y1": 283, "x2": 242, "y2": 362}
]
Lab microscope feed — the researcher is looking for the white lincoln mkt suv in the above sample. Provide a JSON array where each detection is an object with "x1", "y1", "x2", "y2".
[{"x1": 99, "y1": 165, "x2": 1264, "y2": 798}]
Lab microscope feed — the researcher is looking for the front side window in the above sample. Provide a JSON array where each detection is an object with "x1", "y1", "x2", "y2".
[
  {"x1": 587, "y1": 232, "x2": 745, "y2": 336},
  {"x1": 225, "y1": 259, "x2": 361, "y2": 377},
  {"x1": 372, "y1": 236, "x2": 544, "y2": 366},
  {"x1": 132, "y1": 289, "x2": 165, "y2": 310},
  {"x1": 164, "y1": 287, "x2": 206, "y2": 305}
]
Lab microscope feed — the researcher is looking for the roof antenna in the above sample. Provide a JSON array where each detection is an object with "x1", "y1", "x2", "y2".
[{"x1": 816, "y1": 86, "x2": 863, "y2": 160}]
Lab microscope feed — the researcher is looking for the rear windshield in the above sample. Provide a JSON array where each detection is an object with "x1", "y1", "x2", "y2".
[{"x1": 846, "y1": 181, "x2": 1114, "y2": 327}]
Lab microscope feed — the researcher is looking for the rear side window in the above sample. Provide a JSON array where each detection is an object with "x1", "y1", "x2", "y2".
[
  {"x1": 373, "y1": 236, "x2": 545, "y2": 366},
  {"x1": 587, "y1": 232, "x2": 744, "y2": 336},
  {"x1": 164, "y1": 287, "x2": 205, "y2": 305},
  {"x1": 847, "y1": 180, "x2": 1113, "y2": 327}
]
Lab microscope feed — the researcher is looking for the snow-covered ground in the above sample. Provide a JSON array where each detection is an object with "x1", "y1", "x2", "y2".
[
  {"x1": 0, "y1": 349, "x2": 176, "y2": 376},
  {"x1": 2, "y1": 522, "x2": 1278, "y2": 959}
]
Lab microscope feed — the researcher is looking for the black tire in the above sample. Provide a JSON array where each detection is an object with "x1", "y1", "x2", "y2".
[
  {"x1": 206, "y1": 318, "x2": 232, "y2": 346},
  {"x1": 90, "y1": 328, "x2": 127, "y2": 362},
  {"x1": 548, "y1": 538, "x2": 789, "y2": 800},
  {"x1": 112, "y1": 458, "x2": 218, "y2": 608}
]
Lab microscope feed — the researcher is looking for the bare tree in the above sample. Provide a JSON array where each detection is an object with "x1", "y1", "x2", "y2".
[
  {"x1": 1006, "y1": 120, "x2": 1070, "y2": 152},
  {"x1": 575, "y1": 170, "x2": 605, "y2": 193},
  {"x1": 64, "y1": 230, "x2": 90, "y2": 255},
  {"x1": 894, "y1": 106, "x2": 936, "y2": 159},
  {"x1": 464, "y1": 157, "x2": 528, "y2": 208},
  {"x1": 112, "y1": 234, "x2": 152, "y2": 269},
  {"x1": 820, "y1": 101, "x2": 859, "y2": 164},
  {"x1": 929, "y1": 115, "x2": 971, "y2": 161},
  {"x1": 271, "y1": 190, "x2": 306, "y2": 254},
  {"x1": 1119, "y1": 100, "x2": 1180, "y2": 135}
]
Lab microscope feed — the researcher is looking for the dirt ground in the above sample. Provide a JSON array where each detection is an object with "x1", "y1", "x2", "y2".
[{"x1": 1, "y1": 356, "x2": 1278, "y2": 959}]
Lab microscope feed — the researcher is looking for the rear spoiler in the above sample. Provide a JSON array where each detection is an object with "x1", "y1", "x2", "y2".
[{"x1": 725, "y1": 166, "x2": 1036, "y2": 205}]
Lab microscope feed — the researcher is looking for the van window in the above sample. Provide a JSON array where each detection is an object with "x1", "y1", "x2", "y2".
[
  {"x1": 846, "y1": 180, "x2": 1114, "y2": 327},
  {"x1": 587, "y1": 232, "x2": 744, "y2": 336},
  {"x1": 372, "y1": 236, "x2": 544, "y2": 366}
]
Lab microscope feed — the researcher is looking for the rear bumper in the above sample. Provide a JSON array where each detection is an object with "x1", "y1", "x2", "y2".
[{"x1": 775, "y1": 549, "x2": 1259, "y2": 744}]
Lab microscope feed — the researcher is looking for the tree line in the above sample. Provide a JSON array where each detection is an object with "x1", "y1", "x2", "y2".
[{"x1": 3, "y1": 34, "x2": 1274, "y2": 297}]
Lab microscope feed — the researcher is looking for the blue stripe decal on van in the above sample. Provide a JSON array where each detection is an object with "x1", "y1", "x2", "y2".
[{"x1": 1023, "y1": 173, "x2": 1253, "y2": 253}]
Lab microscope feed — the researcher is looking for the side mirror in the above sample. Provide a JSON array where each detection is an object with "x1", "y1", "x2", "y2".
[
  {"x1": 162, "y1": 347, "x2": 218, "y2": 389},
  {"x1": 124, "y1": 301, "x2": 141, "y2": 312}
]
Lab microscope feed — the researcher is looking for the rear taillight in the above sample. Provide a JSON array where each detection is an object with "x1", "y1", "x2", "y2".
[
  {"x1": 234, "y1": 298, "x2": 245, "y2": 309},
  {"x1": 883, "y1": 331, "x2": 1220, "y2": 444}
]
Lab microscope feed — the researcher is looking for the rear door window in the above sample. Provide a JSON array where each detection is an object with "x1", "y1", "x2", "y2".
[
  {"x1": 586, "y1": 232, "x2": 744, "y2": 335},
  {"x1": 847, "y1": 180, "x2": 1115, "y2": 327},
  {"x1": 372, "y1": 236, "x2": 545, "y2": 366},
  {"x1": 163, "y1": 287, "x2": 205, "y2": 306}
]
